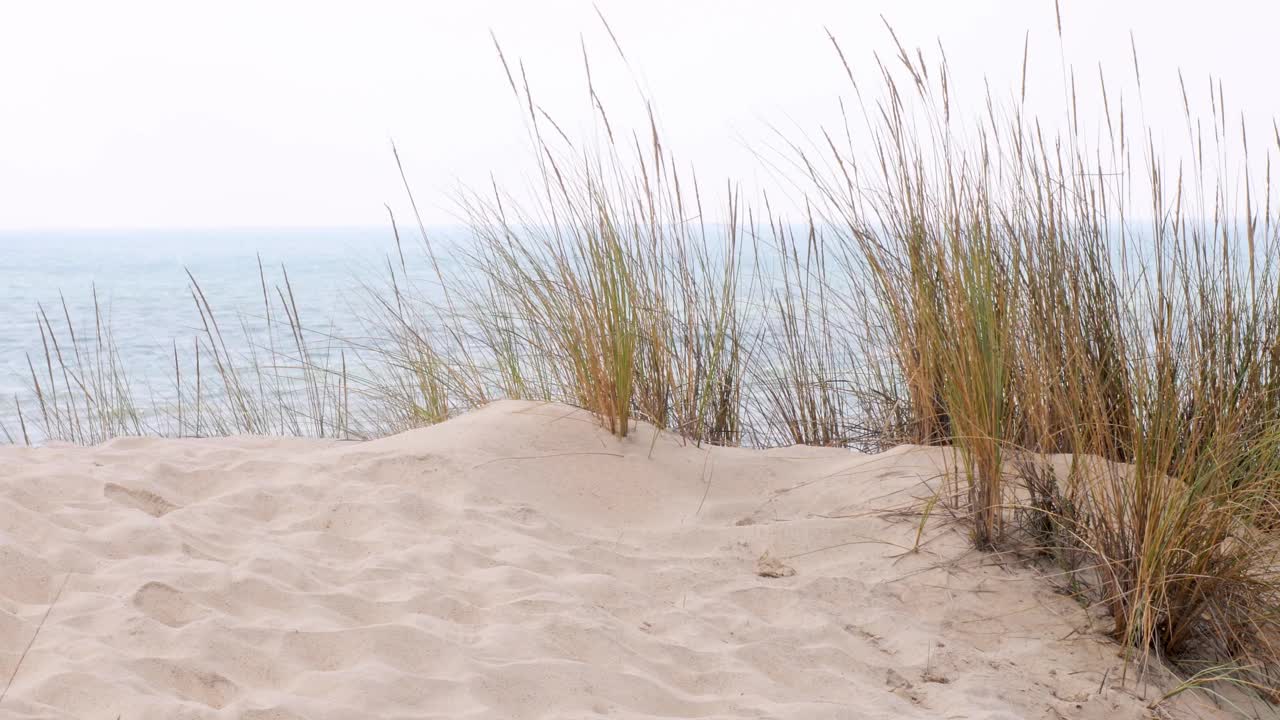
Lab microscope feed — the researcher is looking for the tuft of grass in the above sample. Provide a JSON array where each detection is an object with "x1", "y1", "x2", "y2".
[
  {"x1": 800, "y1": 22, "x2": 1280, "y2": 689},
  {"x1": 23, "y1": 290, "x2": 144, "y2": 444},
  {"x1": 755, "y1": 214, "x2": 852, "y2": 447}
]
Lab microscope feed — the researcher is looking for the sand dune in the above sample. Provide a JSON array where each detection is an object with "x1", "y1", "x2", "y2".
[{"x1": 0, "y1": 401, "x2": 1240, "y2": 719}]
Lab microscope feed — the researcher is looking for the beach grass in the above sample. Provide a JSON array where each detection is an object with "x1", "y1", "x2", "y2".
[{"x1": 9, "y1": 16, "x2": 1280, "y2": 698}]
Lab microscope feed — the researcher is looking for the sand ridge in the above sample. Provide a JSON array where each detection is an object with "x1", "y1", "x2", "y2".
[{"x1": 0, "y1": 401, "x2": 1243, "y2": 719}]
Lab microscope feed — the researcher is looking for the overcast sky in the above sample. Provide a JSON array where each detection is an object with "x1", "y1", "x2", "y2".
[{"x1": 2, "y1": 1, "x2": 1276, "y2": 230}]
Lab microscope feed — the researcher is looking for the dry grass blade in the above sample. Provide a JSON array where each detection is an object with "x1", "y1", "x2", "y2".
[{"x1": 0, "y1": 573, "x2": 70, "y2": 707}]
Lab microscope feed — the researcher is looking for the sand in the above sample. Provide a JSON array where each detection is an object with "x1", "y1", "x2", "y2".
[{"x1": 0, "y1": 400, "x2": 1245, "y2": 719}]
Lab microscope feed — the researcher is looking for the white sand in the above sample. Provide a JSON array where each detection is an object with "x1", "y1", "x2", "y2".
[{"x1": 0, "y1": 400, "x2": 1240, "y2": 719}]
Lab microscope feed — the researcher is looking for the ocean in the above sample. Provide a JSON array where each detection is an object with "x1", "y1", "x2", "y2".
[
  {"x1": 0, "y1": 227, "x2": 423, "y2": 439},
  {"x1": 1, "y1": 223, "x2": 886, "y2": 445}
]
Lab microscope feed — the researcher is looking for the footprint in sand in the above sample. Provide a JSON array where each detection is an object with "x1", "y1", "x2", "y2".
[
  {"x1": 104, "y1": 482, "x2": 179, "y2": 517},
  {"x1": 130, "y1": 658, "x2": 239, "y2": 709},
  {"x1": 132, "y1": 581, "x2": 205, "y2": 627},
  {"x1": 241, "y1": 709, "x2": 306, "y2": 720}
]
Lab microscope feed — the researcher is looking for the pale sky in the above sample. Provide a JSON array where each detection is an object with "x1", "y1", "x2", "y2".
[{"x1": 2, "y1": 1, "x2": 1277, "y2": 230}]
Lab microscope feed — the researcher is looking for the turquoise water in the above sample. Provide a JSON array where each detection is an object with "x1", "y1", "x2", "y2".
[{"x1": 0, "y1": 227, "x2": 432, "y2": 438}]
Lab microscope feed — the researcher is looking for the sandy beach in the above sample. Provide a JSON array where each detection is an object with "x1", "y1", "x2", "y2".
[
  {"x1": 0, "y1": 401, "x2": 1238, "y2": 719},
  {"x1": 7, "y1": 0, "x2": 1280, "y2": 715}
]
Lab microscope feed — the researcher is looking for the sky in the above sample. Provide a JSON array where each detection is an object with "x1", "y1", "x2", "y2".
[{"x1": 2, "y1": 0, "x2": 1277, "y2": 230}]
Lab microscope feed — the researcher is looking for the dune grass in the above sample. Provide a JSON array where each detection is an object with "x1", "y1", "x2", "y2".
[
  {"x1": 798, "y1": 28, "x2": 1280, "y2": 684},
  {"x1": 7, "y1": 15, "x2": 1280, "y2": 698}
]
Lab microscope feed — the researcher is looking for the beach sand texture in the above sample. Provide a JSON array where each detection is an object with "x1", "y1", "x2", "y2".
[{"x1": 0, "y1": 401, "x2": 1232, "y2": 719}]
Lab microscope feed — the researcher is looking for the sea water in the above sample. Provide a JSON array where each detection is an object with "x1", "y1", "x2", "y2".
[{"x1": 0, "y1": 227, "x2": 431, "y2": 439}]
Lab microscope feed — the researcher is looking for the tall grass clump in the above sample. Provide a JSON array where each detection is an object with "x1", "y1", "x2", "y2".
[
  {"x1": 800, "y1": 22, "x2": 1280, "y2": 684},
  {"x1": 21, "y1": 289, "x2": 145, "y2": 444},
  {"x1": 753, "y1": 214, "x2": 857, "y2": 447},
  {"x1": 365, "y1": 37, "x2": 756, "y2": 444}
]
